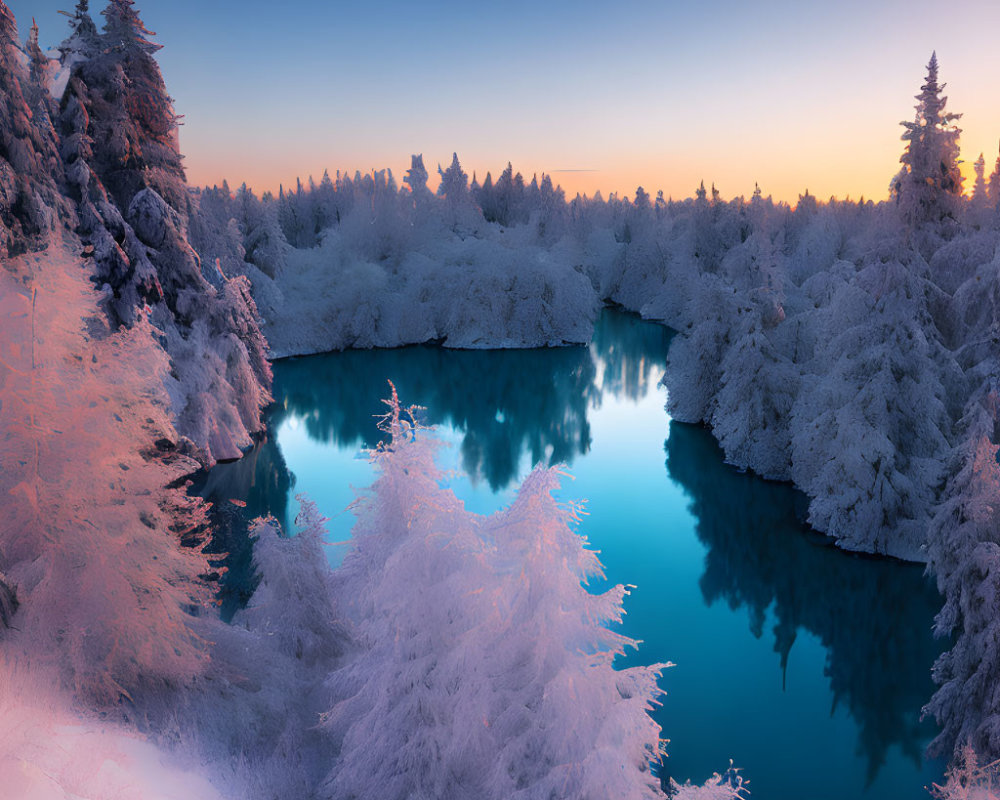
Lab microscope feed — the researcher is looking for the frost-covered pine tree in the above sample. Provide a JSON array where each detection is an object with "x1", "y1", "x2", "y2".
[
  {"x1": 969, "y1": 152, "x2": 991, "y2": 227},
  {"x1": 403, "y1": 153, "x2": 431, "y2": 205},
  {"x1": 235, "y1": 183, "x2": 288, "y2": 277},
  {"x1": 989, "y1": 148, "x2": 1000, "y2": 211},
  {"x1": 791, "y1": 250, "x2": 953, "y2": 557},
  {"x1": 234, "y1": 503, "x2": 346, "y2": 668},
  {"x1": 435, "y1": 152, "x2": 481, "y2": 233},
  {"x1": 712, "y1": 299, "x2": 798, "y2": 479},
  {"x1": 634, "y1": 185, "x2": 651, "y2": 211},
  {"x1": 51, "y1": 0, "x2": 274, "y2": 464},
  {"x1": 0, "y1": 1, "x2": 65, "y2": 257},
  {"x1": 892, "y1": 52, "x2": 963, "y2": 230},
  {"x1": 322, "y1": 388, "x2": 669, "y2": 800},
  {"x1": 437, "y1": 152, "x2": 469, "y2": 205},
  {"x1": 661, "y1": 277, "x2": 733, "y2": 419},
  {"x1": 57, "y1": 0, "x2": 101, "y2": 67},
  {"x1": 972, "y1": 153, "x2": 988, "y2": 203},
  {"x1": 923, "y1": 411, "x2": 1000, "y2": 760},
  {"x1": 24, "y1": 19, "x2": 55, "y2": 107}
]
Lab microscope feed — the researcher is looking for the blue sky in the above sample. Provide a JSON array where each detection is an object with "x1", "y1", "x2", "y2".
[{"x1": 13, "y1": 0, "x2": 1000, "y2": 201}]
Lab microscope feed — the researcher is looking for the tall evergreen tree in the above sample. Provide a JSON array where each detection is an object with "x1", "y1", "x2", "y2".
[
  {"x1": 60, "y1": 0, "x2": 185, "y2": 213},
  {"x1": 437, "y1": 152, "x2": 468, "y2": 203},
  {"x1": 0, "y1": 1, "x2": 65, "y2": 256},
  {"x1": 988, "y1": 146, "x2": 1000, "y2": 210},
  {"x1": 972, "y1": 153, "x2": 987, "y2": 203},
  {"x1": 403, "y1": 153, "x2": 430, "y2": 204},
  {"x1": 52, "y1": 0, "x2": 273, "y2": 463},
  {"x1": 58, "y1": 0, "x2": 100, "y2": 64},
  {"x1": 892, "y1": 52, "x2": 963, "y2": 228}
]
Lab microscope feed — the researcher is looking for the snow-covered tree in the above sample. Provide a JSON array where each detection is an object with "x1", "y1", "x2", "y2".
[
  {"x1": 973, "y1": 154, "x2": 988, "y2": 203},
  {"x1": 791, "y1": 251, "x2": 953, "y2": 557},
  {"x1": 322, "y1": 389, "x2": 669, "y2": 800},
  {"x1": 235, "y1": 504, "x2": 347, "y2": 668},
  {"x1": 24, "y1": 19, "x2": 57, "y2": 108},
  {"x1": 50, "y1": 0, "x2": 274, "y2": 464},
  {"x1": 437, "y1": 152, "x2": 468, "y2": 202},
  {"x1": 0, "y1": 249, "x2": 215, "y2": 706},
  {"x1": 892, "y1": 52, "x2": 963, "y2": 230},
  {"x1": 435, "y1": 152, "x2": 480, "y2": 232},
  {"x1": 989, "y1": 149, "x2": 1000, "y2": 211},
  {"x1": 663, "y1": 274, "x2": 740, "y2": 424},
  {"x1": 235, "y1": 183, "x2": 288, "y2": 277},
  {"x1": 58, "y1": 0, "x2": 101, "y2": 66},
  {"x1": 923, "y1": 386, "x2": 1000, "y2": 759},
  {"x1": 634, "y1": 185, "x2": 651, "y2": 211},
  {"x1": 403, "y1": 152, "x2": 431, "y2": 206},
  {"x1": 712, "y1": 298, "x2": 798, "y2": 480}
]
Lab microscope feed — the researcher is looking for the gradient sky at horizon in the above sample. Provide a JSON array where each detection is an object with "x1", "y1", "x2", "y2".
[{"x1": 13, "y1": 0, "x2": 1000, "y2": 202}]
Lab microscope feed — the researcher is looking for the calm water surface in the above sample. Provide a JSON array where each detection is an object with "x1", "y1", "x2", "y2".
[{"x1": 198, "y1": 308, "x2": 948, "y2": 799}]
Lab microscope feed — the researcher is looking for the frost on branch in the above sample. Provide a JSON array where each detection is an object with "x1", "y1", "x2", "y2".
[
  {"x1": 233, "y1": 502, "x2": 346, "y2": 667},
  {"x1": 930, "y1": 745, "x2": 1000, "y2": 800}
]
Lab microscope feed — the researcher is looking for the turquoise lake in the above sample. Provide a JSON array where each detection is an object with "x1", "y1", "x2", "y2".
[{"x1": 196, "y1": 308, "x2": 948, "y2": 799}]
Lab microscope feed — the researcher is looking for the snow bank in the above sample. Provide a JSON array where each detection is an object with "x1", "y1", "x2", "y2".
[{"x1": 0, "y1": 659, "x2": 223, "y2": 800}]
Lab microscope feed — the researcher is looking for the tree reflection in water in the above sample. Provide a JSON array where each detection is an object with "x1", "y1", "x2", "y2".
[
  {"x1": 195, "y1": 307, "x2": 672, "y2": 613},
  {"x1": 270, "y1": 307, "x2": 673, "y2": 491},
  {"x1": 665, "y1": 420, "x2": 947, "y2": 785},
  {"x1": 189, "y1": 432, "x2": 293, "y2": 619}
]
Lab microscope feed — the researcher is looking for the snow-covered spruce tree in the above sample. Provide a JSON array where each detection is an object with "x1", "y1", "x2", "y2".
[
  {"x1": 23, "y1": 19, "x2": 58, "y2": 119},
  {"x1": 531, "y1": 172, "x2": 569, "y2": 243},
  {"x1": 924, "y1": 252, "x2": 1000, "y2": 760},
  {"x1": 234, "y1": 182, "x2": 288, "y2": 277},
  {"x1": 968, "y1": 153, "x2": 992, "y2": 229},
  {"x1": 0, "y1": 248, "x2": 214, "y2": 708},
  {"x1": 0, "y1": 1, "x2": 68, "y2": 257},
  {"x1": 322, "y1": 388, "x2": 670, "y2": 800},
  {"x1": 711, "y1": 290, "x2": 798, "y2": 480},
  {"x1": 236, "y1": 502, "x2": 347, "y2": 668},
  {"x1": 73, "y1": 0, "x2": 183, "y2": 210},
  {"x1": 923, "y1": 397, "x2": 1000, "y2": 760},
  {"x1": 973, "y1": 154, "x2": 988, "y2": 204},
  {"x1": 790, "y1": 244, "x2": 954, "y2": 557},
  {"x1": 438, "y1": 152, "x2": 468, "y2": 204},
  {"x1": 989, "y1": 148, "x2": 1000, "y2": 212},
  {"x1": 662, "y1": 273, "x2": 741, "y2": 425},
  {"x1": 403, "y1": 153, "x2": 432, "y2": 205},
  {"x1": 55, "y1": 1, "x2": 272, "y2": 463},
  {"x1": 950, "y1": 246, "x2": 1000, "y2": 428},
  {"x1": 436, "y1": 152, "x2": 481, "y2": 232},
  {"x1": 891, "y1": 52, "x2": 963, "y2": 232},
  {"x1": 57, "y1": 0, "x2": 101, "y2": 73}
]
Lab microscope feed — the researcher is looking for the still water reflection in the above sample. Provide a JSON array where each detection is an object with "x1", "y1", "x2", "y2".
[{"x1": 197, "y1": 308, "x2": 946, "y2": 798}]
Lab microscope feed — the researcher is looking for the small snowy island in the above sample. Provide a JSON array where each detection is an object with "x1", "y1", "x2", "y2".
[{"x1": 1, "y1": 1, "x2": 998, "y2": 798}]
